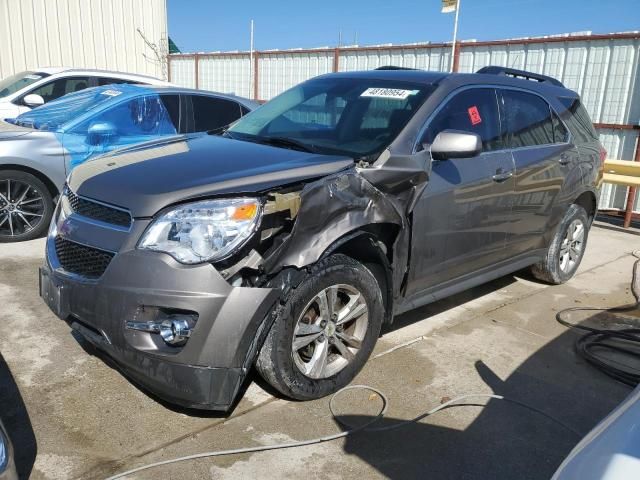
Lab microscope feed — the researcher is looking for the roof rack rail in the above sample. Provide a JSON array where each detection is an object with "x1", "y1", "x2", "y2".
[
  {"x1": 476, "y1": 66, "x2": 564, "y2": 87},
  {"x1": 375, "y1": 66, "x2": 418, "y2": 71}
]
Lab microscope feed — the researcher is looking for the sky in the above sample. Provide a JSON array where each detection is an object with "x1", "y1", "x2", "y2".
[{"x1": 167, "y1": 0, "x2": 639, "y2": 53}]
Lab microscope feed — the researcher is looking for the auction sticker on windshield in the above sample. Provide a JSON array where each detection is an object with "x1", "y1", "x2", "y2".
[
  {"x1": 101, "y1": 89, "x2": 123, "y2": 97},
  {"x1": 361, "y1": 88, "x2": 418, "y2": 100}
]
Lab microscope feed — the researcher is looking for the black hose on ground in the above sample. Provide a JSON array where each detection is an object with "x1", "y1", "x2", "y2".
[{"x1": 555, "y1": 250, "x2": 640, "y2": 387}]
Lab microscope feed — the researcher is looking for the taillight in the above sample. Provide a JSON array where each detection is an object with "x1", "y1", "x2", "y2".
[
  {"x1": 599, "y1": 146, "x2": 607, "y2": 175},
  {"x1": 599, "y1": 146, "x2": 607, "y2": 164}
]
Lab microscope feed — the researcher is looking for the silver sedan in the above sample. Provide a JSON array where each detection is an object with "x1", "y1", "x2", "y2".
[{"x1": 0, "y1": 84, "x2": 257, "y2": 242}]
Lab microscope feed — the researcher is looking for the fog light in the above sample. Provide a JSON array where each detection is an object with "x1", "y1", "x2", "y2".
[
  {"x1": 125, "y1": 307, "x2": 197, "y2": 348},
  {"x1": 160, "y1": 318, "x2": 192, "y2": 346}
]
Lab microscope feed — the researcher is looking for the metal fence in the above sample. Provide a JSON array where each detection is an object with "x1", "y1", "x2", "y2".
[{"x1": 168, "y1": 32, "x2": 640, "y2": 215}]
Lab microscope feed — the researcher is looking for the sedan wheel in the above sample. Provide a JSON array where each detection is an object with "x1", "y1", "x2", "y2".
[{"x1": 0, "y1": 171, "x2": 53, "y2": 243}]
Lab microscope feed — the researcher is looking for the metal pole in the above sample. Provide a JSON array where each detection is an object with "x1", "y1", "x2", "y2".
[
  {"x1": 450, "y1": 0, "x2": 460, "y2": 72},
  {"x1": 249, "y1": 20, "x2": 254, "y2": 99},
  {"x1": 194, "y1": 53, "x2": 199, "y2": 89}
]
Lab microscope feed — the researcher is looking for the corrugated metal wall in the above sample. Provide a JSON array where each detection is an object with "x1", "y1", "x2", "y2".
[
  {"x1": 169, "y1": 33, "x2": 640, "y2": 212},
  {"x1": 259, "y1": 51, "x2": 334, "y2": 100},
  {"x1": 339, "y1": 46, "x2": 452, "y2": 72},
  {"x1": 199, "y1": 55, "x2": 252, "y2": 98},
  {"x1": 0, "y1": 0, "x2": 168, "y2": 79}
]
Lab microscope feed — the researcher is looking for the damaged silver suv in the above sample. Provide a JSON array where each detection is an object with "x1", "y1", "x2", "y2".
[{"x1": 40, "y1": 66, "x2": 605, "y2": 411}]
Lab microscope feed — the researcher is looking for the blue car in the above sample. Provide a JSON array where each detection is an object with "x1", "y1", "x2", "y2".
[{"x1": 0, "y1": 84, "x2": 258, "y2": 242}]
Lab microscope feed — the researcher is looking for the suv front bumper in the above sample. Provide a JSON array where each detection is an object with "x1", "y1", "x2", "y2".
[{"x1": 40, "y1": 235, "x2": 279, "y2": 411}]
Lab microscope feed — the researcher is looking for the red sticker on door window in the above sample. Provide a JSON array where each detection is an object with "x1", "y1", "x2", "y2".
[{"x1": 468, "y1": 106, "x2": 482, "y2": 125}]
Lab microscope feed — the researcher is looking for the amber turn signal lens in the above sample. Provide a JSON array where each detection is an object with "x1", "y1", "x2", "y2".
[{"x1": 231, "y1": 203, "x2": 258, "y2": 221}]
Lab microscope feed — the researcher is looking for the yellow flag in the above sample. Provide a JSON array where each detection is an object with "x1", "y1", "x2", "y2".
[{"x1": 442, "y1": 0, "x2": 457, "y2": 13}]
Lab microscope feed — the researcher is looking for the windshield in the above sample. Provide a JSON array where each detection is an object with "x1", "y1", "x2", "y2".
[
  {"x1": 228, "y1": 77, "x2": 434, "y2": 158},
  {"x1": 0, "y1": 71, "x2": 50, "y2": 99},
  {"x1": 11, "y1": 86, "x2": 132, "y2": 131}
]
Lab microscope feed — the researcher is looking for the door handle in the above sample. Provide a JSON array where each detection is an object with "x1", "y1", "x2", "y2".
[
  {"x1": 559, "y1": 153, "x2": 571, "y2": 165},
  {"x1": 492, "y1": 170, "x2": 513, "y2": 182}
]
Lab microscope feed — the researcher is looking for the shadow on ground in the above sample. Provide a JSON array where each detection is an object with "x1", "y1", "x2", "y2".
[
  {"x1": 385, "y1": 273, "x2": 520, "y2": 334},
  {"x1": 0, "y1": 353, "x2": 37, "y2": 479},
  {"x1": 336, "y1": 309, "x2": 636, "y2": 480}
]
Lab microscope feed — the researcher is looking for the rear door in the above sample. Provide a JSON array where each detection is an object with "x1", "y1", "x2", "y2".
[
  {"x1": 498, "y1": 89, "x2": 575, "y2": 255},
  {"x1": 407, "y1": 87, "x2": 515, "y2": 295}
]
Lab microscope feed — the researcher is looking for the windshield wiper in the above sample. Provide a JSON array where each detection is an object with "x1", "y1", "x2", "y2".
[
  {"x1": 208, "y1": 122, "x2": 235, "y2": 136},
  {"x1": 254, "y1": 135, "x2": 316, "y2": 153}
]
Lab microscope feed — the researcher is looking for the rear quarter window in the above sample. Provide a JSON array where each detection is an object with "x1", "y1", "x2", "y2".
[{"x1": 557, "y1": 97, "x2": 599, "y2": 144}]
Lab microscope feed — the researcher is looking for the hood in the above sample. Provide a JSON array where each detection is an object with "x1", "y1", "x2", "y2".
[
  {"x1": 69, "y1": 134, "x2": 354, "y2": 217},
  {"x1": 0, "y1": 119, "x2": 34, "y2": 139}
]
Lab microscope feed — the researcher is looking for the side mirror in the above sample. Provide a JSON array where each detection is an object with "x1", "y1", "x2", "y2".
[
  {"x1": 429, "y1": 130, "x2": 482, "y2": 160},
  {"x1": 23, "y1": 94, "x2": 45, "y2": 108},
  {"x1": 87, "y1": 122, "x2": 117, "y2": 146}
]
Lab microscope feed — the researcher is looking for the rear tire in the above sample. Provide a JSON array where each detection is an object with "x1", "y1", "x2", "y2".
[
  {"x1": 531, "y1": 204, "x2": 590, "y2": 284},
  {"x1": 0, "y1": 170, "x2": 54, "y2": 243},
  {"x1": 256, "y1": 254, "x2": 384, "y2": 400}
]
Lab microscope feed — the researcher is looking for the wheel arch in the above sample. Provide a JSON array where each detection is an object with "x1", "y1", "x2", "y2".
[
  {"x1": 573, "y1": 189, "x2": 597, "y2": 220},
  {"x1": 0, "y1": 164, "x2": 60, "y2": 200},
  {"x1": 321, "y1": 224, "x2": 399, "y2": 324}
]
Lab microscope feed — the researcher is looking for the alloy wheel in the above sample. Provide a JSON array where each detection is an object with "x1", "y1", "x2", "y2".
[
  {"x1": 0, "y1": 178, "x2": 46, "y2": 238},
  {"x1": 292, "y1": 284, "x2": 369, "y2": 379},
  {"x1": 559, "y1": 219, "x2": 585, "y2": 273}
]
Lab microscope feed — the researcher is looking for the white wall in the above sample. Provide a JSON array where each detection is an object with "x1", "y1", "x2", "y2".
[{"x1": 0, "y1": 0, "x2": 168, "y2": 80}]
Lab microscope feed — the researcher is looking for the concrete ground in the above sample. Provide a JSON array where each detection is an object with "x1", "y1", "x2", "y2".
[{"x1": 0, "y1": 226, "x2": 638, "y2": 480}]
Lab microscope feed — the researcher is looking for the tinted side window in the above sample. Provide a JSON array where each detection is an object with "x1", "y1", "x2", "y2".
[
  {"x1": 27, "y1": 76, "x2": 91, "y2": 103},
  {"x1": 97, "y1": 77, "x2": 141, "y2": 86},
  {"x1": 160, "y1": 94, "x2": 181, "y2": 132},
  {"x1": 191, "y1": 96, "x2": 242, "y2": 132},
  {"x1": 424, "y1": 88, "x2": 502, "y2": 152},
  {"x1": 501, "y1": 90, "x2": 554, "y2": 148},
  {"x1": 558, "y1": 97, "x2": 598, "y2": 144}
]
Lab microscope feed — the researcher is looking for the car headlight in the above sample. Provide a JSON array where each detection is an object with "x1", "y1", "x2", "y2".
[{"x1": 138, "y1": 198, "x2": 261, "y2": 264}]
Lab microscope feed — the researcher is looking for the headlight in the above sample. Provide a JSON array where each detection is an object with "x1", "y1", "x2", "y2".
[{"x1": 138, "y1": 198, "x2": 261, "y2": 264}]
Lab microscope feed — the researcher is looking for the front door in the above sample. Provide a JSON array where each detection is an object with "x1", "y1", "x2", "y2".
[
  {"x1": 407, "y1": 87, "x2": 515, "y2": 296},
  {"x1": 62, "y1": 94, "x2": 181, "y2": 172}
]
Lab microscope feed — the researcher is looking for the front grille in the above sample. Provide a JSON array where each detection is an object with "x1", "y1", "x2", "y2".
[
  {"x1": 54, "y1": 237, "x2": 115, "y2": 279},
  {"x1": 65, "y1": 187, "x2": 131, "y2": 228}
]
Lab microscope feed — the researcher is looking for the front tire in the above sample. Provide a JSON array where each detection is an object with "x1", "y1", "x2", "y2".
[
  {"x1": 0, "y1": 170, "x2": 53, "y2": 243},
  {"x1": 531, "y1": 204, "x2": 590, "y2": 284},
  {"x1": 256, "y1": 254, "x2": 384, "y2": 400}
]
